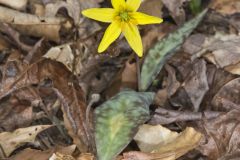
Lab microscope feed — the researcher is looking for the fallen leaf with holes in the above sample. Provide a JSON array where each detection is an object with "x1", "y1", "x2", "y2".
[
  {"x1": 130, "y1": 125, "x2": 202, "y2": 160},
  {"x1": 0, "y1": 125, "x2": 52, "y2": 157}
]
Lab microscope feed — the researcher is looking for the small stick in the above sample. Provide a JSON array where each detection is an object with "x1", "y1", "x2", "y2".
[{"x1": 135, "y1": 54, "x2": 141, "y2": 91}]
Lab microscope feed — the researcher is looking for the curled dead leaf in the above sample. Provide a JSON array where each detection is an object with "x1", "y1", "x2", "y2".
[{"x1": 133, "y1": 124, "x2": 202, "y2": 160}]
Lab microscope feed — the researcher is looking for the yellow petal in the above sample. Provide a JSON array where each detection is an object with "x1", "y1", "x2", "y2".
[
  {"x1": 126, "y1": 0, "x2": 141, "y2": 11},
  {"x1": 111, "y1": 0, "x2": 126, "y2": 10},
  {"x1": 132, "y1": 12, "x2": 163, "y2": 25},
  {"x1": 82, "y1": 8, "x2": 115, "y2": 23},
  {"x1": 123, "y1": 22, "x2": 143, "y2": 57},
  {"x1": 98, "y1": 20, "x2": 122, "y2": 53}
]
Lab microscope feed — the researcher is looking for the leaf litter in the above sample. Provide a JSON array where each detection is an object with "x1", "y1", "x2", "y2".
[{"x1": 0, "y1": 0, "x2": 239, "y2": 160}]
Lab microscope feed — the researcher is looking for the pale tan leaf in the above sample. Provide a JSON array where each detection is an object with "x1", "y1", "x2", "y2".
[
  {"x1": 43, "y1": 44, "x2": 82, "y2": 77},
  {"x1": 0, "y1": 6, "x2": 69, "y2": 42},
  {"x1": 134, "y1": 124, "x2": 178, "y2": 152},
  {"x1": 76, "y1": 153, "x2": 95, "y2": 160},
  {"x1": 0, "y1": 125, "x2": 52, "y2": 157},
  {"x1": 0, "y1": 0, "x2": 27, "y2": 10},
  {"x1": 133, "y1": 125, "x2": 202, "y2": 160},
  {"x1": 44, "y1": 45, "x2": 74, "y2": 71},
  {"x1": 49, "y1": 152, "x2": 75, "y2": 160}
]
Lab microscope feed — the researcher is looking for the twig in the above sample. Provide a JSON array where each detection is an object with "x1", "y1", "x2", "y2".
[
  {"x1": 135, "y1": 54, "x2": 141, "y2": 91},
  {"x1": 0, "y1": 23, "x2": 32, "y2": 51},
  {"x1": 150, "y1": 108, "x2": 223, "y2": 125},
  {"x1": 24, "y1": 37, "x2": 44, "y2": 64},
  {"x1": 86, "y1": 93, "x2": 100, "y2": 154}
]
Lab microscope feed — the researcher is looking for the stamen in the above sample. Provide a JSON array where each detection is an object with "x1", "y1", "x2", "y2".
[{"x1": 119, "y1": 11, "x2": 131, "y2": 22}]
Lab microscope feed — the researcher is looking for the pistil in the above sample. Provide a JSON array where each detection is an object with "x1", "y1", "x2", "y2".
[{"x1": 119, "y1": 11, "x2": 131, "y2": 22}]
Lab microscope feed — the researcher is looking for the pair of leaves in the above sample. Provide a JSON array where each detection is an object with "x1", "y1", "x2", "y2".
[{"x1": 94, "y1": 10, "x2": 208, "y2": 160}]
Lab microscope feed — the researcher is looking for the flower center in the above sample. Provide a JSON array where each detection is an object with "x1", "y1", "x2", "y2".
[{"x1": 119, "y1": 11, "x2": 131, "y2": 22}]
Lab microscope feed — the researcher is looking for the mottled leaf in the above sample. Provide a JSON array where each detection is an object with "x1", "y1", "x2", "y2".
[
  {"x1": 140, "y1": 9, "x2": 208, "y2": 91},
  {"x1": 95, "y1": 90, "x2": 155, "y2": 160}
]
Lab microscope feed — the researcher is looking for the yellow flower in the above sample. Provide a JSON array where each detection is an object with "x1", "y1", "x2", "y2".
[{"x1": 82, "y1": 0, "x2": 163, "y2": 57}]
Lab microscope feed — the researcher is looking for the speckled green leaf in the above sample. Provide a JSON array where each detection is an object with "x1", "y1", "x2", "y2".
[
  {"x1": 95, "y1": 90, "x2": 155, "y2": 160},
  {"x1": 140, "y1": 9, "x2": 208, "y2": 91}
]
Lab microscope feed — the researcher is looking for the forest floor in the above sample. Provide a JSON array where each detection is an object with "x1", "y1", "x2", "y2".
[{"x1": 0, "y1": 0, "x2": 240, "y2": 160}]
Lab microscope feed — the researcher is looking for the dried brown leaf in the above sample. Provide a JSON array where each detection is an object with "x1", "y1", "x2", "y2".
[
  {"x1": 49, "y1": 152, "x2": 75, "y2": 160},
  {"x1": 45, "y1": 0, "x2": 80, "y2": 25},
  {"x1": 0, "y1": 0, "x2": 27, "y2": 10},
  {"x1": 139, "y1": 0, "x2": 163, "y2": 19},
  {"x1": 0, "y1": 6, "x2": 69, "y2": 42},
  {"x1": 121, "y1": 61, "x2": 138, "y2": 90},
  {"x1": 198, "y1": 109, "x2": 240, "y2": 159},
  {"x1": 11, "y1": 145, "x2": 77, "y2": 160},
  {"x1": 211, "y1": 78, "x2": 240, "y2": 111},
  {"x1": 0, "y1": 57, "x2": 94, "y2": 152},
  {"x1": 211, "y1": 0, "x2": 240, "y2": 15},
  {"x1": 182, "y1": 59, "x2": 209, "y2": 111},
  {"x1": 161, "y1": 0, "x2": 188, "y2": 25},
  {"x1": 77, "y1": 153, "x2": 95, "y2": 160},
  {"x1": 192, "y1": 34, "x2": 240, "y2": 75}
]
